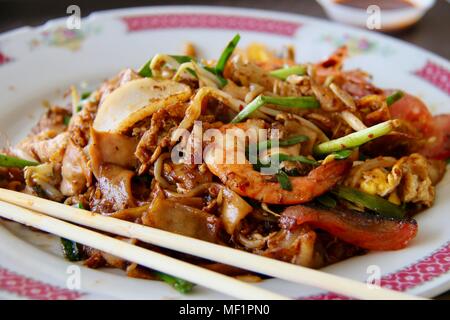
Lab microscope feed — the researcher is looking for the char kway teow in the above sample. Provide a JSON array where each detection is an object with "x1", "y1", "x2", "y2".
[{"x1": 1, "y1": 35, "x2": 449, "y2": 293}]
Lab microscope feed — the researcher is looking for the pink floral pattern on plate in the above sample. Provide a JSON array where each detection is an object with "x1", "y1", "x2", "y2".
[
  {"x1": 0, "y1": 267, "x2": 84, "y2": 300},
  {"x1": 413, "y1": 60, "x2": 450, "y2": 95},
  {"x1": 121, "y1": 14, "x2": 301, "y2": 37},
  {"x1": 0, "y1": 50, "x2": 12, "y2": 65},
  {"x1": 305, "y1": 241, "x2": 450, "y2": 300}
]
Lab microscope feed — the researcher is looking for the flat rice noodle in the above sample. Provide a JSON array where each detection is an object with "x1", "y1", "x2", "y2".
[
  {"x1": 93, "y1": 78, "x2": 191, "y2": 133},
  {"x1": 90, "y1": 164, "x2": 136, "y2": 213},
  {"x1": 220, "y1": 187, "x2": 253, "y2": 235},
  {"x1": 143, "y1": 195, "x2": 222, "y2": 243},
  {"x1": 90, "y1": 128, "x2": 138, "y2": 170}
]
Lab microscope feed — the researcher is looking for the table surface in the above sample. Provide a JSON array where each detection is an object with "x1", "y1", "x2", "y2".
[{"x1": 0, "y1": 0, "x2": 449, "y2": 300}]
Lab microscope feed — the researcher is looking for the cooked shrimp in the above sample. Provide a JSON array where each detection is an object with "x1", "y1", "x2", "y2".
[{"x1": 204, "y1": 120, "x2": 352, "y2": 205}]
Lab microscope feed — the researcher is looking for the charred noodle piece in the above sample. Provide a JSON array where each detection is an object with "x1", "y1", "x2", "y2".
[
  {"x1": 0, "y1": 154, "x2": 38, "y2": 168},
  {"x1": 313, "y1": 120, "x2": 399, "y2": 156},
  {"x1": 231, "y1": 95, "x2": 320, "y2": 124},
  {"x1": 143, "y1": 196, "x2": 222, "y2": 243},
  {"x1": 269, "y1": 65, "x2": 306, "y2": 80},
  {"x1": 280, "y1": 205, "x2": 418, "y2": 250},
  {"x1": 155, "y1": 272, "x2": 195, "y2": 294},
  {"x1": 332, "y1": 186, "x2": 405, "y2": 219}
]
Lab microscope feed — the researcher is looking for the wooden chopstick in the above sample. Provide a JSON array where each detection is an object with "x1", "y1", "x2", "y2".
[
  {"x1": 0, "y1": 188, "x2": 424, "y2": 300},
  {"x1": 0, "y1": 199, "x2": 290, "y2": 300}
]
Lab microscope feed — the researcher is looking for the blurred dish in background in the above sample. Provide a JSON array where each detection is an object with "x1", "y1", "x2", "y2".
[{"x1": 316, "y1": 0, "x2": 436, "y2": 32}]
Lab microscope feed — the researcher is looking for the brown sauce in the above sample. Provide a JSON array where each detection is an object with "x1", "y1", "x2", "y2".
[{"x1": 335, "y1": 0, "x2": 414, "y2": 10}]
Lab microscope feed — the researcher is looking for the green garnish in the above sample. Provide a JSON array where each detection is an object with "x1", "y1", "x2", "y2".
[
  {"x1": 76, "y1": 105, "x2": 82, "y2": 112},
  {"x1": 276, "y1": 171, "x2": 292, "y2": 191},
  {"x1": 231, "y1": 95, "x2": 320, "y2": 123},
  {"x1": 138, "y1": 58, "x2": 153, "y2": 77},
  {"x1": 313, "y1": 120, "x2": 398, "y2": 156},
  {"x1": 202, "y1": 65, "x2": 228, "y2": 87},
  {"x1": 215, "y1": 34, "x2": 240, "y2": 75},
  {"x1": 74, "y1": 203, "x2": 84, "y2": 209},
  {"x1": 269, "y1": 65, "x2": 306, "y2": 80},
  {"x1": 60, "y1": 238, "x2": 84, "y2": 262},
  {"x1": 80, "y1": 91, "x2": 91, "y2": 100},
  {"x1": 257, "y1": 135, "x2": 309, "y2": 151},
  {"x1": 332, "y1": 149, "x2": 353, "y2": 160},
  {"x1": 316, "y1": 194, "x2": 337, "y2": 208},
  {"x1": 63, "y1": 115, "x2": 71, "y2": 126},
  {"x1": 386, "y1": 91, "x2": 404, "y2": 106},
  {"x1": 186, "y1": 67, "x2": 197, "y2": 78},
  {"x1": 170, "y1": 55, "x2": 193, "y2": 64},
  {"x1": 332, "y1": 186, "x2": 404, "y2": 219},
  {"x1": 155, "y1": 272, "x2": 195, "y2": 294},
  {"x1": 277, "y1": 154, "x2": 318, "y2": 165},
  {"x1": 0, "y1": 154, "x2": 38, "y2": 168}
]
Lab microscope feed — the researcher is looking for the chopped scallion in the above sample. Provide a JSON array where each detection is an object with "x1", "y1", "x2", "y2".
[
  {"x1": 0, "y1": 154, "x2": 38, "y2": 168},
  {"x1": 231, "y1": 95, "x2": 319, "y2": 123},
  {"x1": 386, "y1": 91, "x2": 404, "y2": 106},
  {"x1": 155, "y1": 272, "x2": 195, "y2": 294},
  {"x1": 276, "y1": 171, "x2": 292, "y2": 191},
  {"x1": 313, "y1": 120, "x2": 398, "y2": 156},
  {"x1": 269, "y1": 65, "x2": 306, "y2": 80},
  {"x1": 332, "y1": 186, "x2": 404, "y2": 219},
  {"x1": 215, "y1": 34, "x2": 240, "y2": 75}
]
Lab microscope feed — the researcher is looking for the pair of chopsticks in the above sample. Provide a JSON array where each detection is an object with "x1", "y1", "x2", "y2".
[{"x1": 0, "y1": 188, "x2": 424, "y2": 300}]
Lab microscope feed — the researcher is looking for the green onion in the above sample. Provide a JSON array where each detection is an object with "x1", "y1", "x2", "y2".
[
  {"x1": 332, "y1": 149, "x2": 353, "y2": 160},
  {"x1": 74, "y1": 203, "x2": 84, "y2": 209},
  {"x1": 170, "y1": 55, "x2": 193, "y2": 64},
  {"x1": 76, "y1": 105, "x2": 82, "y2": 112},
  {"x1": 203, "y1": 65, "x2": 228, "y2": 87},
  {"x1": 257, "y1": 135, "x2": 309, "y2": 151},
  {"x1": 269, "y1": 65, "x2": 306, "y2": 80},
  {"x1": 63, "y1": 115, "x2": 71, "y2": 126},
  {"x1": 186, "y1": 67, "x2": 197, "y2": 78},
  {"x1": 155, "y1": 272, "x2": 195, "y2": 294},
  {"x1": 277, "y1": 154, "x2": 318, "y2": 165},
  {"x1": 0, "y1": 154, "x2": 38, "y2": 168},
  {"x1": 80, "y1": 91, "x2": 91, "y2": 100},
  {"x1": 231, "y1": 95, "x2": 320, "y2": 123},
  {"x1": 316, "y1": 194, "x2": 337, "y2": 208},
  {"x1": 138, "y1": 58, "x2": 153, "y2": 77},
  {"x1": 386, "y1": 91, "x2": 404, "y2": 106},
  {"x1": 276, "y1": 171, "x2": 292, "y2": 191},
  {"x1": 332, "y1": 186, "x2": 404, "y2": 219},
  {"x1": 60, "y1": 238, "x2": 84, "y2": 262},
  {"x1": 313, "y1": 120, "x2": 398, "y2": 156},
  {"x1": 215, "y1": 34, "x2": 240, "y2": 75}
]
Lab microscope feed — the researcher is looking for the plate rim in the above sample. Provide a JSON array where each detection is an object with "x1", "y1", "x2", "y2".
[{"x1": 0, "y1": 5, "x2": 448, "y2": 300}]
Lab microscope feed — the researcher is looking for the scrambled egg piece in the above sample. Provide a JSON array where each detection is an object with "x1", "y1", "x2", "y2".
[{"x1": 353, "y1": 154, "x2": 435, "y2": 207}]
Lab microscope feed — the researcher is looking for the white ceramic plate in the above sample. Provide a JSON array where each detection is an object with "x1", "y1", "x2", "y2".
[{"x1": 0, "y1": 6, "x2": 448, "y2": 300}]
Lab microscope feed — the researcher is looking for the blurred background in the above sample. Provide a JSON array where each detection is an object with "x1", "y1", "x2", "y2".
[{"x1": 0, "y1": 0, "x2": 449, "y2": 58}]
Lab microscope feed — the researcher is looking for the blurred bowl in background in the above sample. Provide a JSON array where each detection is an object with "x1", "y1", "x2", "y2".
[{"x1": 316, "y1": 0, "x2": 436, "y2": 32}]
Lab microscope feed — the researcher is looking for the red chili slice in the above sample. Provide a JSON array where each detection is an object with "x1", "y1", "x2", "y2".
[{"x1": 280, "y1": 205, "x2": 418, "y2": 251}]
